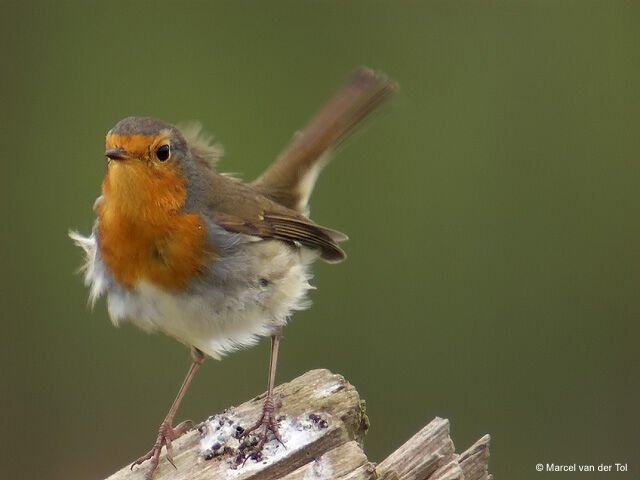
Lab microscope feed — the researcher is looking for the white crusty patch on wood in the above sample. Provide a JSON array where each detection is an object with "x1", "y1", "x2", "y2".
[{"x1": 199, "y1": 410, "x2": 330, "y2": 472}]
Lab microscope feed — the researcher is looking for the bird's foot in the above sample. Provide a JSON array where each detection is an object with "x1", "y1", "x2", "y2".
[
  {"x1": 131, "y1": 419, "x2": 193, "y2": 480},
  {"x1": 241, "y1": 396, "x2": 285, "y2": 457}
]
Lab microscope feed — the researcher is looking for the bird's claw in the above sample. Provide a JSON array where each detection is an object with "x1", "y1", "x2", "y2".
[
  {"x1": 241, "y1": 397, "x2": 285, "y2": 456},
  {"x1": 131, "y1": 420, "x2": 192, "y2": 479}
]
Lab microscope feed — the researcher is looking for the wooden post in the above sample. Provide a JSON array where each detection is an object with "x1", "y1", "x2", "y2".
[{"x1": 105, "y1": 369, "x2": 491, "y2": 480}]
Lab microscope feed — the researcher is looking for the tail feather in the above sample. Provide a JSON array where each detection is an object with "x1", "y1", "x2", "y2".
[{"x1": 252, "y1": 67, "x2": 395, "y2": 213}]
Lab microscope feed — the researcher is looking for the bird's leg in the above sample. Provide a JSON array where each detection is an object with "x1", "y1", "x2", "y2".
[
  {"x1": 131, "y1": 348, "x2": 205, "y2": 480},
  {"x1": 242, "y1": 328, "x2": 284, "y2": 451}
]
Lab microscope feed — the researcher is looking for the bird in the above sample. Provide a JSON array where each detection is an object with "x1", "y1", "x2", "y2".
[{"x1": 70, "y1": 67, "x2": 394, "y2": 479}]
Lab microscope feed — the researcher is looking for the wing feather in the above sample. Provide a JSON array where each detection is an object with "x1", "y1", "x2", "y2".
[{"x1": 213, "y1": 209, "x2": 346, "y2": 263}]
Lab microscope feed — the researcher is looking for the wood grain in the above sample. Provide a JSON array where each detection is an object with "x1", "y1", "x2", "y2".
[{"x1": 104, "y1": 369, "x2": 490, "y2": 480}]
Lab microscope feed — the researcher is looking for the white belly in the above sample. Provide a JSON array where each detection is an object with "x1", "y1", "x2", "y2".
[{"x1": 70, "y1": 230, "x2": 317, "y2": 359}]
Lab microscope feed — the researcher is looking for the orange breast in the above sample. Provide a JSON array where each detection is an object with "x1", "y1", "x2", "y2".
[{"x1": 97, "y1": 159, "x2": 211, "y2": 291}]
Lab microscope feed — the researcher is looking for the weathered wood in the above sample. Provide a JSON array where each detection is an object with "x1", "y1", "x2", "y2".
[
  {"x1": 280, "y1": 441, "x2": 372, "y2": 480},
  {"x1": 104, "y1": 369, "x2": 490, "y2": 480},
  {"x1": 459, "y1": 435, "x2": 492, "y2": 480},
  {"x1": 377, "y1": 417, "x2": 456, "y2": 480}
]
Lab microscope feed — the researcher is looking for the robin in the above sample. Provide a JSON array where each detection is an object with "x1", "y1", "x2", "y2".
[{"x1": 70, "y1": 68, "x2": 394, "y2": 479}]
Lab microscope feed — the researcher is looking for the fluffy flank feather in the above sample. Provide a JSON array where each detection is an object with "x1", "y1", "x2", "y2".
[
  {"x1": 179, "y1": 122, "x2": 223, "y2": 167},
  {"x1": 68, "y1": 230, "x2": 107, "y2": 307}
]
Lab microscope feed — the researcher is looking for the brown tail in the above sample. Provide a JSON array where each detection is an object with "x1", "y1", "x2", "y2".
[{"x1": 251, "y1": 67, "x2": 395, "y2": 213}]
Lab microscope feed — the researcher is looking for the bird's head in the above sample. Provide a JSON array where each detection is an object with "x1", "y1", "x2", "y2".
[{"x1": 101, "y1": 116, "x2": 191, "y2": 216}]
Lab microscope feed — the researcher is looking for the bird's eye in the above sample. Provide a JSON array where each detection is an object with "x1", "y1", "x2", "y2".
[{"x1": 156, "y1": 144, "x2": 170, "y2": 161}]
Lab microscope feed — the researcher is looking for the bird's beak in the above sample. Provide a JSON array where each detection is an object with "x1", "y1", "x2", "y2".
[{"x1": 105, "y1": 148, "x2": 129, "y2": 161}]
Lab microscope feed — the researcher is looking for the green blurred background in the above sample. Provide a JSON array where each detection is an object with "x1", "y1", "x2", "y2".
[{"x1": 1, "y1": 1, "x2": 638, "y2": 479}]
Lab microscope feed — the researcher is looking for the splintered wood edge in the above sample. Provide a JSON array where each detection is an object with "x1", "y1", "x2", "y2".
[
  {"x1": 376, "y1": 420, "x2": 491, "y2": 480},
  {"x1": 459, "y1": 435, "x2": 492, "y2": 480},
  {"x1": 105, "y1": 369, "x2": 368, "y2": 480},
  {"x1": 430, "y1": 435, "x2": 492, "y2": 480},
  {"x1": 376, "y1": 418, "x2": 455, "y2": 480}
]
